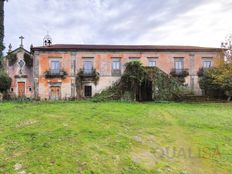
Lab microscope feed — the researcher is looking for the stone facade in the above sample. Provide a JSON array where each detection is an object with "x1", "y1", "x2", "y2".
[{"x1": 30, "y1": 44, "x2": 223, "y2": 100}]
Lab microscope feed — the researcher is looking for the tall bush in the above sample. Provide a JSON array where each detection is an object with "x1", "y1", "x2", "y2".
[
  {"x1": 0, "y1": 71, "x2": 12, "y2": 92},
  {"x1": 121, "y1": 61, "x2": 146, "y2": 100},
  {"x1": 199, "y1": 63, "x2": 232, "y2": 101}
]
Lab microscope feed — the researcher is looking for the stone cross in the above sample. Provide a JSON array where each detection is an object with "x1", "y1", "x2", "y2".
[{"x1": 19, "y1": 36, "x2": 24, "y2": 48}]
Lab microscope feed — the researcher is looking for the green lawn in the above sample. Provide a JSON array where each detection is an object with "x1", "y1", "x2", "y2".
[{"x1": 0, "y1": 101, "x2": 232, "y2": 174}]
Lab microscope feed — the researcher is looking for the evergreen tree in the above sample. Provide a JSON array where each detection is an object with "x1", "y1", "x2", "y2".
[{"x1": 0, "y1": 0, "x2": 6, "y2": 58}]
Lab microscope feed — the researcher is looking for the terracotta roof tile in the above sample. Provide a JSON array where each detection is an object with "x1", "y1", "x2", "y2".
[{"x1": 32, "y1": 44, "x2": 222, "y2": 52}]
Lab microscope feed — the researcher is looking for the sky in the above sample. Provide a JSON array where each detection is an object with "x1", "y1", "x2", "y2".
[{"x1": 4, "y1": 0, "x2": 232, "y2": 52}]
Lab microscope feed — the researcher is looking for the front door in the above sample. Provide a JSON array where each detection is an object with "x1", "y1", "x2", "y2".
[
  {"x1": 84, "y1": 86, "x2": 92, "y2": 97},
  {"x1": 18, "y1": 82, "x2": 25, "y2": 97},
  {"x1": 50, "y1": 86, "x2": 61, "y2": 100}
]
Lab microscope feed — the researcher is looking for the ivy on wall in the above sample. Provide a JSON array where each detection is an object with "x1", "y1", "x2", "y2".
[
  {"x1": 76, "y1": 68, "x2": 100, "y2": 99},
  {"x1": 93, "y1": 61, "x2": 190, "y2": 102},
  {"x1": 24, "y1": 53, "x2": 33, "y2": 67},
  {"x1": 6, "y1": 53, "x2": 17, "y2": 66},
  {"x1": 76, "y1": 68, "x2": 100, "y2": 85}
]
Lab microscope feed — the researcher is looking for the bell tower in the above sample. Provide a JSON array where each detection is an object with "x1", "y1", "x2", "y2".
[{"x1": 43, "y1": 33, "x2": 52, "y2": 46}]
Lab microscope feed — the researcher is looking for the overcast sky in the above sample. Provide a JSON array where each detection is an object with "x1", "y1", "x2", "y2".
[{"x1": 4, "y1": 0, "x2": 232, "y2": 51}]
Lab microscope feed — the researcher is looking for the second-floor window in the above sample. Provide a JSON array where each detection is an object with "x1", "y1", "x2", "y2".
[
  {"x1": 112, "y1": 58, "x2": 121, "y2": 76},
  {"x1": 148, "y1": 58, "x2": 156, "y2": 67},
  {"x1": 51, "y1": 60, "x2": 60, "y2": 74},
  {"x1": 203, "y1": 60, "x2": 211, "y2": 68},
  {"x1": 174, "y1": 58, "x2": 184, "y2": 73},
  {"x1": 83, "y1": 60, "x2": 93, "y2": 74}
]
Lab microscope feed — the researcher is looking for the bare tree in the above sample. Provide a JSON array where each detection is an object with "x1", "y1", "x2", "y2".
[{"x1": 221, "y1": 34, "x2": 232, "y2": 62}]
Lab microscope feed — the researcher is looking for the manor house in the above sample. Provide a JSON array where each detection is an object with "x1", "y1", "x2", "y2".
[{"x1": 5, "y1": 36, "x2": 223, "y2": 100}]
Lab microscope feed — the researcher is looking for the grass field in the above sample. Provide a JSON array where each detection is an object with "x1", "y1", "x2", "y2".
[{"x1": 0, "y1": 101, "x2": 232, "y2": 174}]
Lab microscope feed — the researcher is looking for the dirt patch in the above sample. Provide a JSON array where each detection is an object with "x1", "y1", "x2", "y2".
[
  {"x1": 16, "y1": 119, "x2": 38, "y2": 128},
  {"x1": 132, "y1": 134, "x2": 158, "y2": 147},
  {"x1": 131, "y1": 149, "x2": 157, "y2": 169},
  {"x1": 14, "y1": 163, "x2": 22, "y2": 171},
  {"x1": 14, "y1": 163, "x2": 28, "y2": 174}
]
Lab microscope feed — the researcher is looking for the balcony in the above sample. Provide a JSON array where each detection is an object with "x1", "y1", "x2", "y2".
[
  {"x1": 77, "y1": 68, "x2": 99, "y2": 84},
  {"x1": 78, "y1": 68, "x2": 99, "y2": 77},
  {"x1": 44, "y1": 69, "x2": 67, "y2": 79},
  {"x1": 170, "y1": 68, "x2": 189, "y2": 77}
]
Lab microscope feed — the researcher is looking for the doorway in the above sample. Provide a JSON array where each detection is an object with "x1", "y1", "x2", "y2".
[
  {"x1": 84, "y1": 86, "x2": 92, "y2": 97},
  {"x1": 18, "y1": 82, "x2": 25, "y2": 97},
  {"x1": 138, "y1": 80, "x2": 153, "y2": 101},
  {"x1": 50, "y1": 86, "x2": 61, "y2": 100}
]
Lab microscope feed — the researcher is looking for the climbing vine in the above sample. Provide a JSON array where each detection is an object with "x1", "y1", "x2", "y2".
[
  {"x1": 24, "y1": 52, "x2": 33, "y2": 67},
  {"x1": 6, "y1": 53, "x2": 17, "y2": 66},
  {"x1": 76, "y1": 68, "x2": 100, "y2": 85},
  {"x1": 76, "y1": 68, "x2": 100, "y2": 99},
  {"x1": 93, "y1": 62, "x2": 190, "y2": 102}
]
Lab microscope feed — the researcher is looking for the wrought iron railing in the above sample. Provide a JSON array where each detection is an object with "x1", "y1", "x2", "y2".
[
  {"x1": 44, "y1": 69, "x2": 67, "y2": 78},
  {"x1": 170, "y1": 68, "x2": 189, "y2": 77}
]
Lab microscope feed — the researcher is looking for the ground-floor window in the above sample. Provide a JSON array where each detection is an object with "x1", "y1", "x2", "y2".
[
  {"x1": 84, "y1": 85, "x2": 92, "y2": 97},
  {"x1": 28, "y1": 86, "x2": 32, "y2": 92}
]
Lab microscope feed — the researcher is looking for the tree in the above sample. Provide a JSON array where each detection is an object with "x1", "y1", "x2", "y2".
[
  {"x1": 199, "y1": 63, "x2": 232, "y2": 101},
  {"x1": 0, "y1": 0, "x2": 6, "y2": 58},
  {"x1": 0, "y1": 0, "x2": 7, "y2": 70},
  {"x1": 221, "y1": 34, "x2": 232, "y2": 62},
  {"x1": 213, "y1": 63, "x2": 232, "y2": 101},
  {"x1": 0, "y1": 71, "x2": 11, "y2": 92}
]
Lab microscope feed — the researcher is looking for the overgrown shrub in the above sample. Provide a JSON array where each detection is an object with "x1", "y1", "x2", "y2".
[
  {"x1": 6, "y1": 53, "x2": 17, "y2": 66},
  {"x1": 0, "y1": 71, "x2": 12, "y2": 92},
  {"x1": 24, "y1": 52, "x2": 33, "y2": 67},
  {"x1": 93, "y1": 62, "x2": 190, "y2": 102},
  {"x1": 199, "y1": 63, "x2": 232, "y2": 101},
  {"x1": 92, "y1": 82, "x2": 121, "y2": 102},
  {"x1": 120, "y1": 61, "x2": 146, "y2": 101}
]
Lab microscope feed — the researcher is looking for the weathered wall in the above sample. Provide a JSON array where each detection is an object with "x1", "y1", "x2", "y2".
[
  {"x1": 36, "y1": 52, "x2": 72, "y2": 99},
  {"x1": 35, "y1": 50, "x2": 223, "y2": 99},
  {"x1": 6, "y1": 49, "x2": 33, "y2": 98}
]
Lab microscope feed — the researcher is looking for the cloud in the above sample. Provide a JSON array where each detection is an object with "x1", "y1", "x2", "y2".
[{"x1": 3, "y1": 0, "x2": 232, "y2": 52}]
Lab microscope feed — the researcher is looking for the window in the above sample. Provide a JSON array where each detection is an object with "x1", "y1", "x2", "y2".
[
  {"x1": 112, "y1": 58, "x2": 121, "y2": 76},
  {"x1": 10, "y1": 88, "x2": 13, "y2": 92},
  {"x1": 28, "y1": 86, "x2": 32, "y2": 92},
  {"x1": 51, "y1": 60, "x2": 60, "y2": 74},
  {"x1": 83, "y1": 60, "x2": 93, "y2": 74},
  {"x1": 148, "y1": 58, "x2": 156, "y2": 67},
  {"x1": 18, "y1": 59, "x2": 25, "y2": 68},
  {"x1": 112, "y1": 60, "x2": 120, "y2": 70},
  {"x1": 174, "y1": 58, "x2": 184, "y2": 72},
  {"x1": 203, "y1": 60, "x2": 211, "y2": 68},
  {"x1": 84, "y1": 86, "x2": 92, "y2": 97}
]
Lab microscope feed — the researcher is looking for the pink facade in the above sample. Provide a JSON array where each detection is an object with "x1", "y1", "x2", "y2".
[
  {"x1": 31, "y1": 44, "x2": 223, "y2": 100},
  {"x1": 6, "y1": 48, "x2": 34, "y2": 98}
]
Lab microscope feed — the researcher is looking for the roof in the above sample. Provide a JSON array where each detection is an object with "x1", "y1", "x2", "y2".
[
  {"x1": 32, "y1": 44, "x2": 222, "y2": 52},
  {"x1": 7, "y1": 47, "x2": 31, "y2": 55}
]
